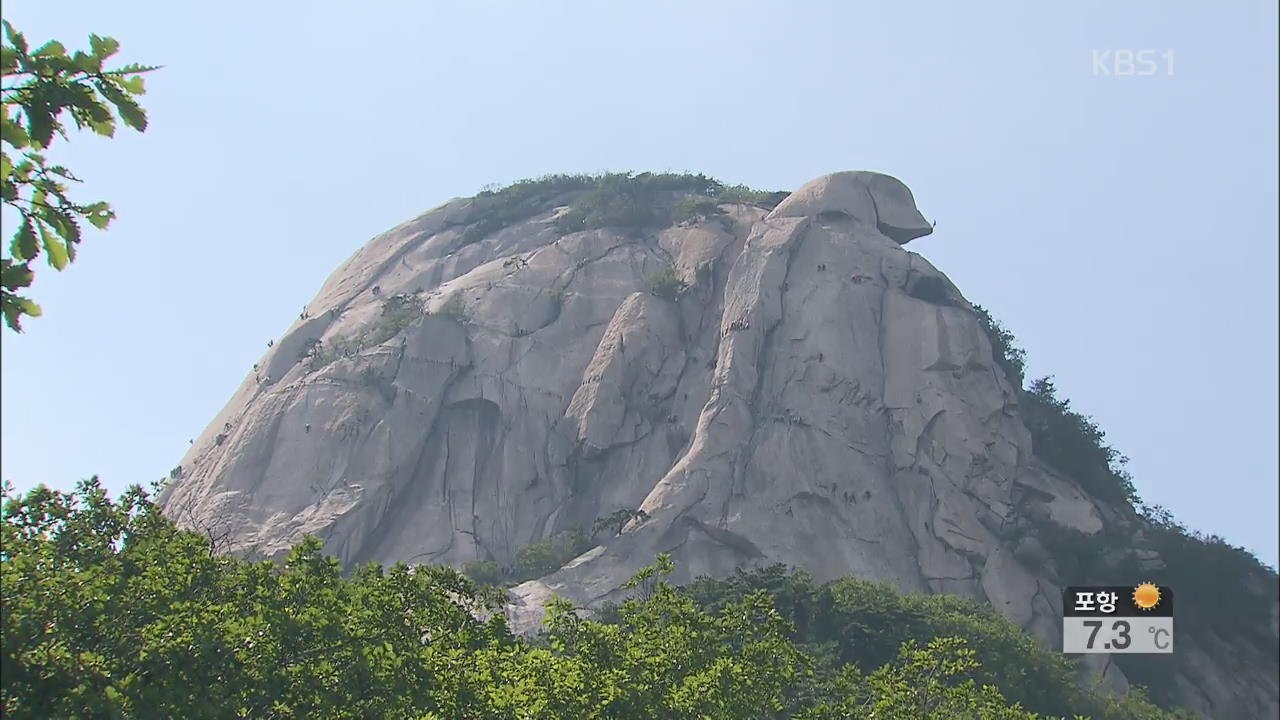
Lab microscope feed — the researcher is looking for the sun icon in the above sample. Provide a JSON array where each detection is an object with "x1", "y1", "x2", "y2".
[{"x1": 1133, "y1": 582, "x2": 1161, "y2": 611}]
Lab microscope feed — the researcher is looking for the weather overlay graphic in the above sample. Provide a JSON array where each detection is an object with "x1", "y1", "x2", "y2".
[{"x1": 1062, "y1": 584, "x2": 1174, "y2": 654}]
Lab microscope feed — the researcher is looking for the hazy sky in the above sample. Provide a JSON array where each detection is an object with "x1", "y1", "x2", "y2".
[{"x1": 2, "y1": 1, "x2": 1276, "y2": 568}]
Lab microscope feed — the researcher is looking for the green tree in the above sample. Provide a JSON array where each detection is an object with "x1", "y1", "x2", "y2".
[
  {"x1": 974, "y1": 304, "x2": 1278, "y2": 714},
  {"x1": 462, "y1": 558, "x2": 503, "y2": 586},
  {"x1": 0, "y1": 479, "x2": 512, "y2": 718},
  {"x1": 543, "y1": 553, "x2": 811, "y2": 719},
  {"x1": 642, "y1": 266, "x2": 686, "y2": 301},
  {"x1": 591, "y1": 507, "x2": 648, "y2": 538},
  {"x1": 972, "y1": 303, "x2": 1026, "y2": 389},
  {"x1": 1, "y1": 21, "x2": 158, "y2": 331},
  {"x1": 514, "y1": 538, "x2": 562, "y2": 578},
  {"x1": 802, "y1": 636, "x2": 1044, "y2": 720},
  {"x1": 675, "y1": 564, "x2": 1189, "y2": 720},
  {"x1": 2, "y1": 480, "x2": 1204, "y2": 719}
]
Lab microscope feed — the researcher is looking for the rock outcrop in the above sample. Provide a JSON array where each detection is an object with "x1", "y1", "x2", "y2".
[{"x1": 160, "y1": 171, "x2": 1277, "y2": 720}]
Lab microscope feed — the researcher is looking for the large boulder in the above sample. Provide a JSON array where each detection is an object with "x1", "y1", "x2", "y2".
[{"x1": 768, "y1": 171, "x2": 934, "y2": 243}]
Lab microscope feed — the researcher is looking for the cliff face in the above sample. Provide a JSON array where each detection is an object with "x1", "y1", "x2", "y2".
[{"x1": 160, "y1": 171, "x2": 1276, "y2": 719}]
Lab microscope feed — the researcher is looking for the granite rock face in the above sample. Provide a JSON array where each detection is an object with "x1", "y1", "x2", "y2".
[{"x1": 161, "y1": 171, "x2": 1276, "y2": 719}]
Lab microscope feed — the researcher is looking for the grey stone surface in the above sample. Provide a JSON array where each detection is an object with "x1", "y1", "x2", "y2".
[
  {"x1": 160, "y1": 171, "x2": 1275, "y2": 719},
  {"x1": 768, "y1": 171, "x2": 933, "y2": 243}
]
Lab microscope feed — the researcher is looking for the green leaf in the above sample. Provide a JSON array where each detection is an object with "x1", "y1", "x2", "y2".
[
  {"x1": 116, "y1": 99, "x2": 147, "y2": 132},
  {"x1": 84, "y1": 99, "x2": 113, "y2": 124},
  {"x1": 69, "y1": 49, "x2": 98, "y2": 73},
  {"x1": 0, "y1": 149, "x2": 10, "y2": 178},
  {"x1": 45, "y1": 164, "x2": 82, "y2": 183},
  {"x1": 107, "y1": 62, "x2": 163, "y2": 75},
  {"x1": 12, "y1": 217, "x2": 38, "y2": 260},
  {"x1": 61, "y1": 214, "x2": 81, "y2": 246},
  {"x1": 42, "y1": 209, "x2": 82, "y2": 249},
  {"x1": 3, "y1": 291, "x2": 41, "y2": 331},
  {"x1": 89, "y1": 34, "x2": 120, "y2": 61},
  {"x1": 39, "y1": 220, "x2": 68, "y2": 270},
  {"x1": 1, "y1": 259, "x2": 34, "y2": 290},
  {"x1": 87, "y1": 116, "x2": 116, "y2": 137},
  {"x1": 0, "y1": 45, "x2": 18, "y2": 73},
  {"x1": 2, "y1": 302, "x2": 22, "y2": 331},
  {"x1": 121, "y1": 75, "x2": 146, "y2": 95},
  {"x1": 8, "y1": 158, "x2": 34, "y2": 188},
  {"x1": 25, "y1": 102, "x2": 55, "y2": 148},
  {"x1": 3, "y1": 20, "x2": 29, "y2": 58},
  {"x1": 32, "y1": 40, "x2": 66, "y2": 58},
  {"x1": 84, "y1": 202, "x2": 114, "y2": 230},
  {"x1": 98, "y1": 83, "x2": 148, "y2": 132},
  {"x1": 64, "y1": 83, "x2": 102, "y2": 113},
  {"x1": 1, "y1": 112, "x2": 31, "y2": 150}
]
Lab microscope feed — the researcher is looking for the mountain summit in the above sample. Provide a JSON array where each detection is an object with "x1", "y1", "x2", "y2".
[{"x1": 160, "y1": 171, "x2": 1277, "y2": 719}]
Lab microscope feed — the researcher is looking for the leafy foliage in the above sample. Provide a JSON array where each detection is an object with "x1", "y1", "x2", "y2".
[
  {"x1": 1, "y1": 21, "x2": 160, "y2": 331},
  {"x1": 458, "y1": 171, "x2": 787, "y2": 244},
  {"x1": 515, "y1": 537, "x2": 569, "y2": 578},
  {"x1": 462, "y1": 174, "x2": 595, "y2": 245},
  {"x1": 463, "y1": 508, "x2": 656, "y2": 591},
  {"x1": 590, "y1": 507, "x2": 648, "y2": 538},
  {"x1": 680, "y1": 566, "x2": 1077, "y2": 717},
  {"x1": 677, "y1": 565, "x2": 1196, "y2": 720},
  {"x1": 1034, "y1": 507, "x2": 1280, "y2": 714},
  {"x1": 543, "y1": 553, "x2": 813, "y2": 718},
  {"x1": 802, "y1": 636, "x2": 1039, "y2": 720},
  {"x1": 972, "y1": 304, "x2": 1027, "y2": 389},
  {"x1": 461, "y1": 530, "x2": 592, "y2": 589},
  {"x1": 552, "y1": 172, "x2": 715, "y2": 234},
  {"x1": 714, "y1": 184, "x2": 790, "y2": 209},
  {"x1": 1142, "y1": 507, "x2": 1278, "y2": 637},
  {"x1": 972, "y1": 305, "x2": 1279, "y2": 713},
  {"x1": 303, "y1": 294, "x2": 426, "y2": 373},
  {"x1": 1, "y1": 479, "x2": 512, "y2": 719},
  {"x1": 460, "y1": 559, "x2": 503, "y2": 586},
  {"x1": 1021, "y1": 377, "x2": 1139, "y2": 506},
  {"x1": 973, "y1": 308, "x2": 1133, "y2": 504},
  {"x1": 643, "y1": 265, "x2": 687, "y2": 301},
  {"x1": 671, "y1": 195, "x2": 726, "y2": 224},
  {"x1": 2, "y1": 483, "x2": 1202, "y2": 718}
]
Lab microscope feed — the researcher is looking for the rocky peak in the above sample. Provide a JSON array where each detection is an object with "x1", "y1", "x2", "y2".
[
  {"x1": 767, "y1": 170, "x2": 934, "y2": 243},
  {"x1": 160, "y1": 170, "x2": 1277, "y2": 720}
]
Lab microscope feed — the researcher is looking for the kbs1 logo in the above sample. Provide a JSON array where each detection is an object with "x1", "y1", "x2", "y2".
[
  {"x1": 1062, "y1": 584, "x2": 1174, "y2": 654},
  {"x1": 1092, "y1": 50, "x2": 1175, "y2": 77}
]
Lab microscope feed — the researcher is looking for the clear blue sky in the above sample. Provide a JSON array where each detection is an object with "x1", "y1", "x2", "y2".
[{"x1": 2, "y1": 1, "x2": 1276, "y2": 568}]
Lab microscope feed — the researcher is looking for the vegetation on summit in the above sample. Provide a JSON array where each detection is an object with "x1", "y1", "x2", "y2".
[
  {"x1": 461, "y1": 171, "x2": 787, "y2": 248},
  {"x1": 974, "y1": 306, "x2": 1279, "y2": 712}
]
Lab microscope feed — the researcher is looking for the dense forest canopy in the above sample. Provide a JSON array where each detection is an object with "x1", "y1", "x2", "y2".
[{"x1": 3, "y1": 478, "x2": 1191, "y2": 720}]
